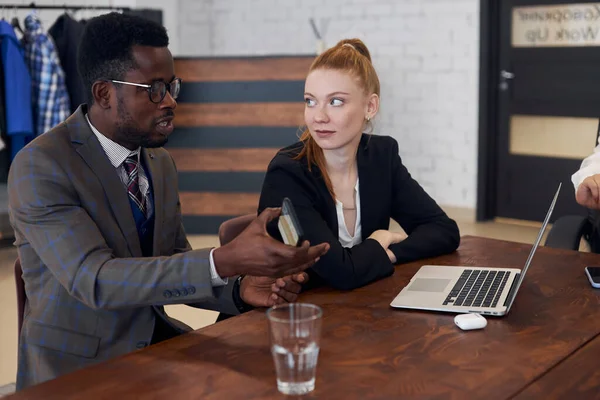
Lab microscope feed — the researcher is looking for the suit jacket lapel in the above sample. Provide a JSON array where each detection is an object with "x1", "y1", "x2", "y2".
[
  {"x1": 142, "y1": 148, "x2": 164, "y2": 256},
  {"x1": 357, "y1": 135, "x2": 377, "y2": 241},
  {"x1": 67, "y1": 105, "x2": 142, "y2": 257}
]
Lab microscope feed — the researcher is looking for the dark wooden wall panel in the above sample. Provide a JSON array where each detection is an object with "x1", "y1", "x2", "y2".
[
  {"x1": 176, "y1": 57, "x2": 314, "y2": 82},
  {"x1": 170, "y1": 56, "x2": 313, "y2": 234},
  {"x1": 169, "y1": 148, "x2": 278, "y2": 172},
  {"x1": 176, "y1": 103, "x2": 304, "y2": 127},
  {"x1": 179, "y1": 192, "x2": 260, "y2": 216}
]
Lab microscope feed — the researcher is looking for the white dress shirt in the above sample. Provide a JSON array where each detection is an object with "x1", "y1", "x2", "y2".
[
  {"x1": 572, "y1": 136, "x2": 600, "y2": 192},
  {"x1": 335, "y1": 179, "x2": 362, "y2": 248},
  {"x1": 85, "y1": 114, "x2": 227, "y2": 286}
]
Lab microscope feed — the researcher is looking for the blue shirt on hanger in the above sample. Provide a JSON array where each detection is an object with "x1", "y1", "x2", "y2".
[
  {"x1": 22, "y1": 13, "x2": 70, "y2": 138},
  {"x1": 0, "y1": 20, "x2": 34, "y2": 160}
]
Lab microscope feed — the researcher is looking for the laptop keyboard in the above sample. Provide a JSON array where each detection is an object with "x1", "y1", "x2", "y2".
[{"x1": 443, "y1": 269, "x2": 511, "y2": 308}]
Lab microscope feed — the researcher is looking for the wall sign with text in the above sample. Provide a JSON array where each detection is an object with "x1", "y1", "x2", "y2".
[{"x1": 513, "y1": 3, "x2": 600, "y2": 47}]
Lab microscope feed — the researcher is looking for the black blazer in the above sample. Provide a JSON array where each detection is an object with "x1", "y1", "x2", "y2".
[{"x1": 258, "y1": 134, "x2": 460, "y2": 290}]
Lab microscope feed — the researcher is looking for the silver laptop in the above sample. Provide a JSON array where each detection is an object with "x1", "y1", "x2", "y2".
[{"x1": 390, "y1": 183, "x2": 562, "y2": 317}]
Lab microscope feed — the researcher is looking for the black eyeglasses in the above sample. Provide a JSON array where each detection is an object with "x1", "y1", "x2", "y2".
[{"x1": 110, "y1": 78, "x2": 182, "y2": 104}]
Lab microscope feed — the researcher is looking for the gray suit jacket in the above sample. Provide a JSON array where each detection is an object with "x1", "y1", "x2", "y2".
[{"x1": 8, "y1": 105, "x2": 240, "y2": 390}]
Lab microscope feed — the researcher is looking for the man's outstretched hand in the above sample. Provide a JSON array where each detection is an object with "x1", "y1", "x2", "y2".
[{"x1": 213, "y1": 207, "x2": 330, "y2": 279}]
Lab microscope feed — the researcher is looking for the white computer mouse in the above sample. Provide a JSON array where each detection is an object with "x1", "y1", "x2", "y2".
[{"x1": 454, "y1": 313, "x2": 487, "y2": 331}]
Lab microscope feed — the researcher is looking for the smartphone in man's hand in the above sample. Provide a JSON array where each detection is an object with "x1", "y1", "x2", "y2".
[{"x1": 278, "y1": 197, "x2": 305, "y2": 247}]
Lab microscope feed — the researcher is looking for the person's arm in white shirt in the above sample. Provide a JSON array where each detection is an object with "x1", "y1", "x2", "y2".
[{"x1": 572, "y1": 136, "x2": 600, "y2": 192}]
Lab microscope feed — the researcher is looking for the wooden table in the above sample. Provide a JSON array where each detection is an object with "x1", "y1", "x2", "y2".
[{"x1": 8, "y1": 236, "x2": 600, "y2": 399}]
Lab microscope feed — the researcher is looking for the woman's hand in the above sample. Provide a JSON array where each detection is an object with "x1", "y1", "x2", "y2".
[
  {"x1": 368, "y1": 230, "x2": 404, "y2": 263},
  {"x1": 368, "y1": 229, "x2": 405, "y2": 248}
]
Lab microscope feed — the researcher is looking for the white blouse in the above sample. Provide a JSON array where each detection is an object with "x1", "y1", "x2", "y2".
[{"x1": 335, "y1": 179, "x2": 362, "y2": 248}]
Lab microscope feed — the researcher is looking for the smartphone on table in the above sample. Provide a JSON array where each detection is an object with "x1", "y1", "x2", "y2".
[
  {"x1": 585, "y1": 266, "x2": 600, "y2": 288},
  {"x1": 278, "y1": 197, "x2": 305, "y2": 247}
]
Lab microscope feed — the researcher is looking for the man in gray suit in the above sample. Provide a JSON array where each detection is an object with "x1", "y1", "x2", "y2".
[{"x1": 8, "y1": 13, "x2": 329, "y2": 390}]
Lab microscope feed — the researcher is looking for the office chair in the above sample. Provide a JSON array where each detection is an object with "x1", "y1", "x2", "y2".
[
  {"x1": 545, "y1": 211, "x2": 597, "y2": 252},
  {"x1": 14, "y1": 257, "x2": 26, "y2": 337}
]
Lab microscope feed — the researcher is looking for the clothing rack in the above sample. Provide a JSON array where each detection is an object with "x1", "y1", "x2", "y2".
[{"x1": 0, "y1": 2, "x2": 131, "y2": 11}]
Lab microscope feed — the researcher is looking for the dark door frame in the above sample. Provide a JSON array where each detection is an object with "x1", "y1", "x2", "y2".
[
  {"x1": 477, "y1": 0, "x2": 600, "y2": 221},
  {"x1": 476, "y1": 0, "x2": 502, "y2": 221}
]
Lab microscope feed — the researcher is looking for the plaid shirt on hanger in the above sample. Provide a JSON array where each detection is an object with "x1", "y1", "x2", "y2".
[{"x1": 22, "y1": 13, "x2": 70, "y2": 137}]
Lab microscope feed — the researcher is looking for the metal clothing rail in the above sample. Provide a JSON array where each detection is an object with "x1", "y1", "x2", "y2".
[{"x1": 0, "y1": 2, "x2": 131, "y2": 11}]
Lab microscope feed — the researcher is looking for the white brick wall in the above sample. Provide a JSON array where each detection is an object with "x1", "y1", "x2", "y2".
[
  {"x1": 0, "y1": 0, "x2": 479, "y2": 208},
  {"x1": 175, "y1": 0, "x2": 480, "y2": 209}
]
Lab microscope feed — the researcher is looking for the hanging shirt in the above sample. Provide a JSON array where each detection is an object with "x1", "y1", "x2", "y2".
[
  {"x1": 0, "y1": 56, "x2": 9, "y2": 181},
  {"x1": 0, "y1": 20, "x2": 34, "y2": 159},
  {"x1": 48, "y1": 13, "x2": 86, "y2": 113},
  {"x1": 22, "y1": 13, "x2": 70, "y2": 137},
  {"x1": 0, "y1": 49, "x2": 7, "y2": 152}
]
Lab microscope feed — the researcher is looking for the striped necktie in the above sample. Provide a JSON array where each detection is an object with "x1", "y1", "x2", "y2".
[{"x1": 123, "y1": 154, "x2": 146, "y2": 215}]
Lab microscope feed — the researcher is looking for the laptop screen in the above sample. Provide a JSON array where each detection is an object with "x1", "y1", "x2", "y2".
[{"x1": 505, "y1": 183, "x2": 562, "y2": 312}]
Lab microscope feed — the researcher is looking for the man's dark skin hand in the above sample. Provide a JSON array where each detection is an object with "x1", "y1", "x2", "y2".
[
  {"x1": 240, "y1": 273, "x2": 309, "y2": 307},
  {"x1": 213, "y1": 207, "x2": 330, "y2": 279},
  {"x1": 213, "y1": 207, "x2": 329, "y2": 307}
]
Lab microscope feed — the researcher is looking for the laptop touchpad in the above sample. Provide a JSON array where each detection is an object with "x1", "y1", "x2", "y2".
[{"x1": 407, "y1": 278, "x2": 451, "y2": 293}]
